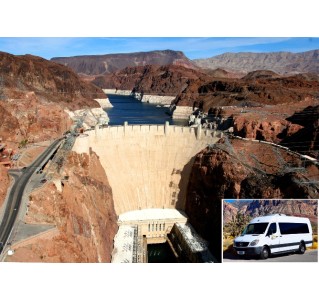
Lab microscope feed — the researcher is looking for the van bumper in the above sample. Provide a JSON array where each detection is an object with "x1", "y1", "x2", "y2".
[{"x1": 234, "y1": 246, "x2": 263, "y2": 256}]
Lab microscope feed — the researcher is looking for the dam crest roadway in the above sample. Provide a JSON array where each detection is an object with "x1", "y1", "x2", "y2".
[{"x1": 73, "y1": 122, "x2": 222, "y2": 262}]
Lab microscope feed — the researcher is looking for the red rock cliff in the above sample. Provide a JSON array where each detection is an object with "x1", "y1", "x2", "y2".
[
  {"x1": 176, "y1": 71, "x2": 319, "y2": 110},
  {"x1": 0, "y1": 165, "x2": 10, "y2": 208},
  {"x1": 9, "y1": 150, "x2": 118, "y2": 263},
  {"x1": 93, "y1": 64, "x2": 209, "y2": 96},
  {"x1": 0, "y1": 51, "x2": 107, "y2": 143}
]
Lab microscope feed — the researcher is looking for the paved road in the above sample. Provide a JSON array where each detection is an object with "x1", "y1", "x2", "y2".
[
  {"x1": 0, "y1": 139, "x2": 62, "y2": 255},
  {"x1": 223, "y1": 249, "x2": 318, "y2": 262}
]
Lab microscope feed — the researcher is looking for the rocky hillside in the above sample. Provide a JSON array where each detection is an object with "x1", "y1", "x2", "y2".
[
  {"x1": 0, "y1": 165, "x2": 10, "y2": 208},
  {"x1": 7, "y1": 151, "x2": 118, "y2": 263},
  {"x1": 280, "y1": 105, "x2": 319, "y2": 157},
  {"x1": 193, "y1": 50, "x2": 319, "y2": 75},
  {"x1": 223, "y1": 200, "x2": 255, "y2": 223},
  {"x1": 51, "y1": 50, "x2": 197, "y2": 75},
  {"x1": 223, "y1": 202, "x2": 239, "y2": 223},
  {"x1": 0, "y1": 51, "x2": 106, "y2": 143},
  {"x1": 218, "y1": 99, "x2": 319, "y2": 158},
  {"x1": 245, "y1": 200, "x2": 317, "y2": 219},
  {"x1": 186, "y1": 138, "x2": 319, "y2": 261},
  {"x1": 93, "y1": 64, "x2": 210, "y2": 95},
  {"x1": 201, "y1": 68, "x2": 244, "y2": 78},
  {"x1": 224, "y1": 200, "x2": 318, "y2": 225},
  {"x1": 0, "y1": 51, "x2": 105, "y2": 109},
  {"x1": 175, "y1": 70, "x2": 319, "y2": 110}
]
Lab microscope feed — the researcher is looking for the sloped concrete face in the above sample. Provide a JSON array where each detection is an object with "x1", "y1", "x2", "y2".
[{"x1": 73, "y1": 125, "x2": 220, "y2": 215}]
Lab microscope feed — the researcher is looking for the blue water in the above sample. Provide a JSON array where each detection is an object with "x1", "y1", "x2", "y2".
[{"x1": 104, "y1": 94, "x2": 187, "y2": 126}]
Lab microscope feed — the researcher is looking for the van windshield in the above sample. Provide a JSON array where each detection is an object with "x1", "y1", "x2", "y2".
[{"x1": 242, "y1": 223, "x2": 269, "y2": 235}]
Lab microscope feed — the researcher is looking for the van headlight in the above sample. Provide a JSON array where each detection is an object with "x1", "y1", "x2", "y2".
[{"x1": 249, "y1": 239, "x2": 259, "y2": 246}]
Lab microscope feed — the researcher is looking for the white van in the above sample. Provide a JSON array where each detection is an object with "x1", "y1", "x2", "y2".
[{"x1": 233, "y1": 214, "x2": 313, "y2": 259}]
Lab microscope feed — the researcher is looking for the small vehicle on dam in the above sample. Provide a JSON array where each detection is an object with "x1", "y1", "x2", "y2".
[{"x1": 233, "y1": 214, "x2": 313, "y2": 259}]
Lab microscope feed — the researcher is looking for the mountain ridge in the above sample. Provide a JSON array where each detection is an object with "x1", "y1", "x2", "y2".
[
  {"x1": 224, "y1": 200, "x2": 318, "y2": 224},
  {"x1": 193, "y1": 49, "x2": 319, "y2": 75},
  {"x1": 51, "y1": 49, "x2": 197, "y2": 75}
]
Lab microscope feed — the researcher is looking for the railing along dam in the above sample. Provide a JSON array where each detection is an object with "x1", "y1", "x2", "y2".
[{"x1": 73, "y1": 123, "x2": 222, "y2": 215}]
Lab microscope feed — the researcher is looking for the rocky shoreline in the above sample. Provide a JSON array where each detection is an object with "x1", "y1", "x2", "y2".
[
  {"x1": 103, "y1": 88, "x2": 175, "y2": 105},
  {"x1": 94, "y1": 97, "x2": 113, "y2": 109}
]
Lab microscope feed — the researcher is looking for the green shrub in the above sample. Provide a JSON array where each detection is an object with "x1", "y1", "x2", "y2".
[
  {"x1": 18, "y1": 139, "x2": 28, "y2": 148},
  {"x1": 226, "y1": 212, "x2": 251, "y2": 238}
]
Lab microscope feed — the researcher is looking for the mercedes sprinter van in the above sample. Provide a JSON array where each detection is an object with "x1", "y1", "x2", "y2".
[{"x1": 233, "y1": 214, "x2": 313, "y2": 259}]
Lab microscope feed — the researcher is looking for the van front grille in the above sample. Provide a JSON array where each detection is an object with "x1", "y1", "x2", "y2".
[{"x1": 235, "y1": 242, "x2": 249, "y2": 247}]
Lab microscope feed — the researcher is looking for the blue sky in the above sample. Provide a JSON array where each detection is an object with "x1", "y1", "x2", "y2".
[
  {"x1": 0, "y1": 37, "x2": 318, "y2": 60},
  {"x1": 224, "y1": 200, "x2": 254, "y2": 203}
]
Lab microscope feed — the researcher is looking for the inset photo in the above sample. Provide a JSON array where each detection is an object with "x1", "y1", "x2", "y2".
[{"x1": 223, "y1": 199, "x2": 318, "y2": 262}]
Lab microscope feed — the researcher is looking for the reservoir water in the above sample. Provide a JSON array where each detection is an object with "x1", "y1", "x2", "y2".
[{"x1": 104, "y1": 94, "x2": 187, "y2": 126}]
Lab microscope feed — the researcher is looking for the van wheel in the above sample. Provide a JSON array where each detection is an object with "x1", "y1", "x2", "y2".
[
  {"x1": 260, "y1": 246, "x2": 270, "y2": 259},
  {"x1": 298, "y1": 242, "x2": 306, "y2": 254}
]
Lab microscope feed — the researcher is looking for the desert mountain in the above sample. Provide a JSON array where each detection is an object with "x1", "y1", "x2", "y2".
[
  {"x1": 175, "y1": 70, "x2": 319, "y2": 109},
  {"x1": 51, "y1": 50, "x2": 197, "y2": 76},
  {"x1": 223, "y1": 200, "x2": 318, "y2": 224},
  {"x1": 193, "y1": 50, "x2": 319, "y2": 75},
  {"x1": 0, "y1": 51, "x2": 105, "y2": 108},
  {"x1": 93, "y1": 64, "x2": 209, "y2": 95},
  {"x1": 223, "y1": 202, "x2": 239, "y2": 223},
  {"x1": 244, "y1": 199, "x2": 318, "y2": 219},
  {"x1": 0, "y1": 51, "x2": 106, "y2": 142},
  {"x1": 201, "y1": 68, "x2": 244, "y2": 78}
]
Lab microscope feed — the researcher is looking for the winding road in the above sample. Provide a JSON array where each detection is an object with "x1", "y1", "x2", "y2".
[{"x1": 0, "y1": 138, "x2": 63, "y2": 255}]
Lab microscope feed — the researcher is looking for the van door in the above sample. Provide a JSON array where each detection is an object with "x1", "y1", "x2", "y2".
[
  {"x1": 265, "y1": 222, "x2": 281, "y2": 254},
  {"x1": 278, "y1": 222, "x2": 306, "y2": 252}
]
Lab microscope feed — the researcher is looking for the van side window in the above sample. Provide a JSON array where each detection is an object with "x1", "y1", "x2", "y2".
[
  {"x1": 279, "y1": 222, "x2": 309, "y2": 234},
  {"x1": 267, "y1": 223, "x2": 277, "y2": 236}
]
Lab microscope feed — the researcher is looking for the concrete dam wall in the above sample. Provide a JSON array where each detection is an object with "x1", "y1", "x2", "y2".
[{"x1": 73, "y1": 124, "x2": 221, "y2": 216}]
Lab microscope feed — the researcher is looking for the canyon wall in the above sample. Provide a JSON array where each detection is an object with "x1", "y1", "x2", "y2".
[
  {"x1": 8, "y1": 151, "x2": 117, "y2": 263},
  {"x1": 0, "y1": 51, "x2": 107, "y2": 143},
  {"x1": 175, "y1": 71, "x2": 319, "y2": 110},
  {"x1": 93, "y1": 65, "x2": 209, "y2": 97},
  {"x1": 230, "y1": 102, "x2": 319, "y2": 157}
]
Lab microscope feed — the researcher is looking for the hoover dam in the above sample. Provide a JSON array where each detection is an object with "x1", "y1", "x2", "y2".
[{"x1": 73, "y1": 122, "x2": 222, "y2": 262}]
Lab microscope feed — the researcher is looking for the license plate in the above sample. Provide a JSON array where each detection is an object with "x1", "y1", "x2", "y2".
[{"x1": 237, "y1": 251, "x2": 245, "y2": 255}]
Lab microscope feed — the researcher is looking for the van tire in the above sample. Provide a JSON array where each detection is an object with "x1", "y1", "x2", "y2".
[
  {"x1": 298, "y1": 242, "x2": 306, "y2": 255},
  {"x1": 260, "y1": 246, "x2": 270, "y2": 259}
]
